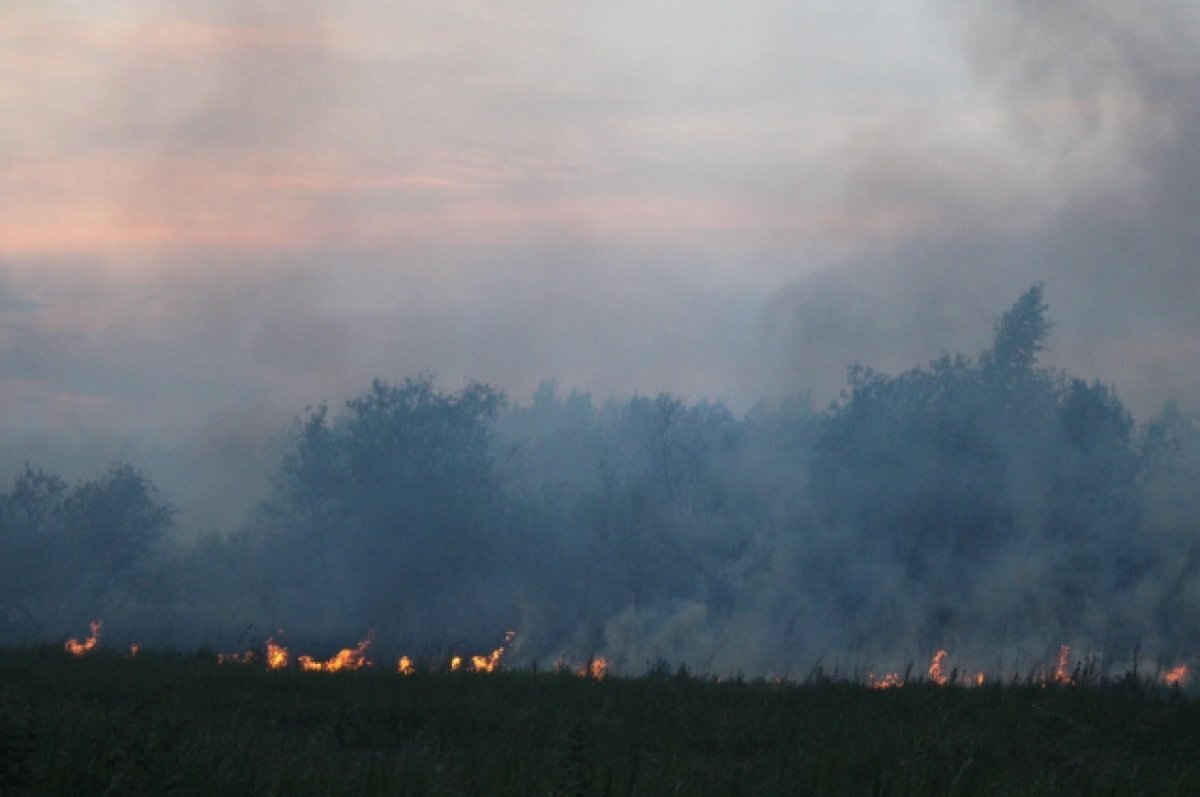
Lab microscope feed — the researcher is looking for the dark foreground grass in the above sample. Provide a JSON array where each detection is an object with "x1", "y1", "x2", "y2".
[{"x1": 1, "y1": 647, "x2": 1198, "y2": 796}]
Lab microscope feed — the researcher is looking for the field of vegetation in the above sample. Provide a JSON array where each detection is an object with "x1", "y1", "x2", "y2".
[{"x1": 2, "y1": 645, "x2": 1198, "y2": 796}]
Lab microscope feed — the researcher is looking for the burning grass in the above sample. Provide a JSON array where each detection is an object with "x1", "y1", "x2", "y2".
[{"x1": 1, "y1": 642, "x2": 1198, "y2": 796}]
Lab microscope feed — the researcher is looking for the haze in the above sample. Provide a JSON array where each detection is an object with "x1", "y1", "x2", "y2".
[{"x1": 3, "y1": 2, "x2": 1199, "y2": 531}]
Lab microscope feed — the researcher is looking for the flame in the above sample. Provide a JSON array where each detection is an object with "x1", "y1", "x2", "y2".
[
  {"x1": 217, "y1": 649, "x2": 258, "y2": 665},
  {"x1": 1053, "y1": 645, "x2": 1073, "y2": 685},
  {"x1": 470, "y1": 630, "x2": 517, "y2": 673},
  {"x1": 397, "y1": 655, "x2": 415, "y2": 675},
  {"x1": 554, "y1": 654, "x2": 609, "y2": 679},
  {"x1": 298, "y1": 632, "x2": 374, "y2": 672},
  {"x1": 1163, "y1": 665, "x2": 1189, "y2": 686},
  {"x1": 266, "y1": 637, "x2": 289, "y2": 670},
  {"x1": 65, "y1": 620, "x2": 102, "y2": 657},
  {"x1": 127, "y1": 643, "x2": 140, "y2": 658},
  {"x1": 975, "y1": 672, "x2": 985, "y2": 687},
  {"x1": 929, "y1": 650, "x2": 949, "y2": 685},
  {"x1": 869, "y1": 672, "x2": 904, "y2": 690},
  {"x1": 448, "y1": 631, "x2": 517, "y2": 674}
]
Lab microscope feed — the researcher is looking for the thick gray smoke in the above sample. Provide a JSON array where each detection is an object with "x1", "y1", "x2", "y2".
[
  {"x1": 2, "y1": 1, "x2": 1199, "y2": 680},
  {"x1": 767, "y1": 0, "x2": 1200, "y2": 418},
  {"x1": 2, "y1": 286, "x2": 1200, "y2": 678}
]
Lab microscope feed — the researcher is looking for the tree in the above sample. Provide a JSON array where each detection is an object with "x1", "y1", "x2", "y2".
[
  {"x1": 268, "y1": 376, "x2": 511, "y2": 640},
  {"x1": 807, "y1": 285, "x2": 1147, "y2": 648},
  {"x1": 980, "y1": 283, "x2": 1050, "y2": 376},
  {"x1": 0, "y1": 463, "x2": 173, "y2": 636}
]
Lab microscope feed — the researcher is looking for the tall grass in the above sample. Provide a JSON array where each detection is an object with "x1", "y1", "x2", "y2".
[{"x1": 1, "y1": 645, "x2": 1197, "y2": 795}]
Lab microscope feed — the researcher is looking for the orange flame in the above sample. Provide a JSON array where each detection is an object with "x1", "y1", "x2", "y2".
[
  {"x1": 869, "y1": 672, "x2": 904, "y2": 689},
  {"x1": 1163, "y1": 665, "x2": 1189, "y2": 686},
  {"x1": 397, "y1": 655, "x2": 415, "y2": 675},
  {"x1": 554, "y1": 653, "x2": 609, "y2": 679},
  {"x1": 588, "y1": 657, "x2": 608, "y2": 680},
  {"x1": 266, "y1": 637, "x2": 289, "y2": 670},
  {"x1": 929, "y1": 650, "x2": 949, "y2": 685},
  {"x1": 975, "y1": 672, "x2": 985, "y2": 687},
  {"x1": 298, "y1": 632, "x2": 374, "y2": 673},
  {"x1": 1053, "y1": 645, "x2": 1073, "y2": 685},
  {"x1": 217, "y1": 649, "x2": 257, "y2": 665},
  {"x1": 65, "y1": 620, "x2": 102, "y2": 657},
  {"x1": 449, "y1": 631, "x2": 517, "y2": 674},
  {"x1": 474, "y1": 630, "x2": 517, "y2": 672},
  {"x1": 217, "y1": 634, "x2": 284, "y2": 668}
]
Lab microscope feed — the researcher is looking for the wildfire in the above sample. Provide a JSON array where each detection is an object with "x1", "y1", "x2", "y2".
[
  {"x1": 128, "y1": 643, "x2": 140, "y2": 658},
  {"x1": 869, "y1": 672, "x2": 904, "y2": 690},
  {"x1": 1162, "y1": 665, "x2": 1189, "y2": 686},
  {"x1": 266, "y1": 637, "x2": 289, "y2": 670},
  {"x1": 554, "y1": 654, "x2": 610, "y2": 679},
  {"x1": 397, "y1": 655, "x2": 415, "y2": 675},
  {"x1": 1053, "y1": 645, "x2": 1073, "y2": 685},
  {"x1": 469, "y1": 631, "x2": 516, "y2": 673},
  {"x1": 298, "y1": 632, "x2": 374, "y2": 673},
  {"x1": 65, "y1": 620, "x2": 101, "y2": 657},
  {"x1": 447, "y1": 631, "x2": 517, "y2": 674},
  {"x1": 929, "y1": 650, "x2": 949, "y2": 685}
]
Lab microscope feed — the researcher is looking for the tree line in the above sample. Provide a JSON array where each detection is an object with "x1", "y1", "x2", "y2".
[{"x1": 2, "y1": 286, "x2": 1198, "y2": 673}]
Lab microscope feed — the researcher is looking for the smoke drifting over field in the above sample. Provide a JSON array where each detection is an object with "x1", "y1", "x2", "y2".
[
  {"x1": 5, "y1": 287, "x2": 1200, "y2": 679},
  {"x1": 1, "y1": 1, "x2": 1199, "y2": 676},
  {"x1": 768, "y1": 0, "x2": 1200, "y2": 415}
]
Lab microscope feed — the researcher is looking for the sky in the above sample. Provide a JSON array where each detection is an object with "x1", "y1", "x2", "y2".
[{"x1": 2, "y1": 0, "x2": 1199, "y2": 528}]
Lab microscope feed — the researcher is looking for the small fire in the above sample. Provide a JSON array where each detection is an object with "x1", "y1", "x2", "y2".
[
  {"x1": 397, "y1": 655, "x2": 415, "y2": 675},
  {"x1": 554, "y1": 654, "x2": 609, "y2": 679},
  {"x1": 929, "y1": 650, "x2": 949, "y2": 685},
  {"x1": 587, "y1": 657, "x2": 608, "y2": 680},
  {"x1": 1162, "y1": 665, "x2": 1189, "y2": 686},
  {"x1": 266, "y1": 637, "x2": 289, "y2": 670},
  {"x1": 1053, "y1": 645, "x2": 1073, "y2": 685},
  {"x1": 869, "y1": 672, "x2": 904, "y2": 690},
  {"x1": 470, "y1": 630, "x2": 516, "y2": 673},
  {"x1": 65, "y1": 620, "x2": 101, "y2": 657},
  {"x1": 449, "y1": 655, "x2": 463, "y2": 672},
  {"x1": 975, "y1": 672, "x2": 985, "y2": 687},
  {"x1": 217, "y1": 649, "x2": 258, "y2": 665},
  {"x1": 218, "y1": 632, "x2": 289, "y2": 668},
  {"x1": 298, "y1": 631, "x2": 374, "y2": 673},
  {"x1": 127, "y1": 643, "x2": 140, "y2": 658}
]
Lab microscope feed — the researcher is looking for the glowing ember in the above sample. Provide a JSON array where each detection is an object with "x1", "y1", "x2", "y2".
[
  {"x1": 65, "y1": 620, "x2": 101, "y2": 657},
  {"x1": 266, "y1": 637, "x2": 289, "y2": 670},
  {"x1": 397, "y1": 655, "x2": 415, "y2": 675},
  {"x1": 217, "y1": 649, "x2": 258, "y2": 665},
  {"x1": 1163, "y1": 665, "x2": 1189, "y2": 686},
  {"x1": 929, "y1": 650, "x2": 949, "y2": 685},
  {"x1": 298, "y1": 631, "x2": 373, "y2": 672},
  {"x1": 588, "y1": 657, "x2": 608, "y2": 680},
  {"x1": 869, "y1": 672, "x2": 904, "y2": 690},
  {"x1": 1053, "y1": 645, "x2": 1073, "y2": 685}
]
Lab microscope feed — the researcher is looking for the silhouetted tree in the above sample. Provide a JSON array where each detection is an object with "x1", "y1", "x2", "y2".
[
  {"x1": 980, "y1": 283, "x2": 1050, "y2": 376},
  {"x1": 0, "y1": 463, "x2": 173, "y2": 636},
  {"x1": 267, "y1": 376, "x2": 511, "y2": 641}
]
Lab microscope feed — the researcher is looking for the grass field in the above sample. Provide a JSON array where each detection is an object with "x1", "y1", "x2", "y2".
[{"x1": 1, "y1": 646, "x2": 1198, "y2": 796}]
